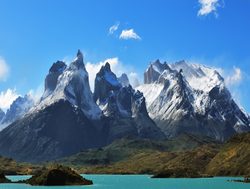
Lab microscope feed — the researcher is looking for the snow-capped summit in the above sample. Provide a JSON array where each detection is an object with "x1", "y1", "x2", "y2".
[
  {"x1": 32, "y1": 50, "x2": 101, "y2": 119},
  {"x1": 137, "y1": 60, "x2": 250, "y2": 141},
  {"x1": 170, "y1": 61, "x2": 224, "y2": 92}
]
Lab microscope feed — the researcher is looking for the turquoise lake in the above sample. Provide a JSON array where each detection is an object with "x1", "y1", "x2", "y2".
[{"x1": 0, "y1": 175, "x2": 249, "y2": 189}]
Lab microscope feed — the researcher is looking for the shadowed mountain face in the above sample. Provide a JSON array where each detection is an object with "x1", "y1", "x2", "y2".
[
  {"x1": 0, "y1": 100, "x2": 106, "y2": 162},
  {"x1": 94, "y1": 62, "x2": 165, "y2": 142},
  {"x1": 0, "y1": 51, "x2": 164, "y2": 162},
  {"x1": 138, "y1": 60, "x2": 250, "y2": 141},
  {"x1": 42, "y1": 61, "x2": 67, "y2": 99}
]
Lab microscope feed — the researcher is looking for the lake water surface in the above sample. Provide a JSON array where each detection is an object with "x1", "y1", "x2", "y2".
[{"x1": 0, "y1": 175, "x2": 248, "y2": 189}]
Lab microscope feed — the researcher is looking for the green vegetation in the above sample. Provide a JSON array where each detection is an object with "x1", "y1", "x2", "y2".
[
  {"x1": 1, "y1": 132, "x2": 250, "y2": 178},
  {"x1": 0, "y1": 156, "x2": 40, "y2": 175},
  {"x1": 77, "y1": 144, "x2": 218, "y2": 175},
  {"x1": 57, "y1": 134, "x2": 219, "y2": 176},
  {"x1": 58, "y1": 134, "x2": 217, "y2": 167}
]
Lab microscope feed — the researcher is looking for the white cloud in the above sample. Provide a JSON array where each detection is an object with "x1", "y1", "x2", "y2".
[
  {"x1": 0, "y1": 57, "x2": 9, "y2": 81},
  {"x1": 109, "y1": 22, "x2": 119, "y2": 35},
  {"x1": 119, "y1": 29, "x2": 141, "y2": 40},
  {"x1": 86, "y1": 57, "x2": 141, "y2": 91},
  {"x1": 28, "y1": 84, "x2": 44, "y2": 103},
  {"x1": 198, "y1": 0, "x2": 222, "y2": 17},
  {"x1": 0, "y1": 89, "x2": 19, "y2": 111},
  {"x1": 128, "y1": 72, "x2": 140, "y2": 88},
  {"x1": 225, "y1": 67, "x2": 242, "y2": 86}
]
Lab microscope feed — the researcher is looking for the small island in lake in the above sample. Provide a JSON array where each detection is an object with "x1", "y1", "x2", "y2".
[
  {"x1": 151, "y1": 168, "x2": 213, "y2": 178},
  {"x1": 230, "y1": 176, "x2": 250, "y2": 184},
  {"x1": 26, "y1": 165, "x2": 93, "y2": 186}
]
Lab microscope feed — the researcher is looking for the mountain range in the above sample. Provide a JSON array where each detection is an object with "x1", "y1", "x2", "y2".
[
  {"x1": 0, "y1": 50, "x2": 163, "y2": 162},
  {"x1": 0, "y1": 50, "x2": 249, "y2": 162},
  {"x1": 138, "y1": 60, "x2": 250, "y2": 141}
]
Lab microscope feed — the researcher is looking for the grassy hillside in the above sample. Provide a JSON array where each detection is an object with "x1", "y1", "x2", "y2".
[
  {"x1": 80, "y1": 144, "x2": 218, "y2": 175},
  {"x1": 2, "y1": 132, "x2": 250, "y2": 177},
  {"x1": 0, "y1": 156, "x2": 40, "y2": 175},
  {"x1": 57, "y1": 134, "x2": 219, "y2": 174},
  {"x1": 206, "y1": 132, "x2": 250, "y2": 176}
]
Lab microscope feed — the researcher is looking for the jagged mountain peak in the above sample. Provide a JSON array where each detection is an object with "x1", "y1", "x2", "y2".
[
  {"x1": 94, "y1": 62, "x2": 122, "y2": 103},
  {"x1": 144, "y1": 60, "x2": 172, "y2": 84},
  {"x1": 118, "y1": 73, "x2": 130, "y2": 87},
  {"x1": 43, "y1": 61, "x2": 67, "y2": 99},
  {"x1": 138, "y1": 59, "x2": 250, "y2": 141},
  {"x1": 103, "y1": 62, "x2": 111, "y2": 71},
  {"x1": 49, "y1": 61, "x2": 67, "y2": 73},
  {"x1": 150, "y1": 59, "x2": 171, "y2": 73},
  {"x1": 32, "y1": 50, "x2": 101, "y2": 119},
  {"x1": 70, "y1": 50, "x2": 85, "y2": 70},
  {"x1": 94, "y1": 63, "x2": 165, "y2": 140}
]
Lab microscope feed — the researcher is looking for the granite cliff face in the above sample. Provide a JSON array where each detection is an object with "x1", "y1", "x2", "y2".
[
  {"x1": 94, "y1": 62, "x2": 165, "y2": 141},
  {"x1": 42, "y1": 60, "x2": 67, "y2": 99}
]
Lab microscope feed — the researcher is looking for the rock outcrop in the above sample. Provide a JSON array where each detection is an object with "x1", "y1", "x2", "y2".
[{"x1": 26, "y1": 165, "x2": 93, "y2": 186}]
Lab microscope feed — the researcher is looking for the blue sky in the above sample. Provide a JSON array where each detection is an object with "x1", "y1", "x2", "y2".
[{"x1": 0, "y1": 0, "x2": 249, "y2": 112}]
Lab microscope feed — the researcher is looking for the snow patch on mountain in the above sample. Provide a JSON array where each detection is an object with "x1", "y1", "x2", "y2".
[
  {"x1": 30, "y1": 50, "x2": 101, "y2": 120},
  {"x1": 170, "y1": 61, "x2": 224, "y2": 92},
  {"x1": 136, "y1": 84, "x2": 164, "y2": 108},
  {"x1": 138, "y1": 59, "x2": 250, "y2": 140}
]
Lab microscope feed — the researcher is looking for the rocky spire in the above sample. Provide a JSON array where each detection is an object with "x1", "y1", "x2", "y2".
[
  {"x1": 144, "y1": 59, "x2": 171, "y2": 84},
  {"x1": 94, "y1": 62, "x2": 121, "y2": 102},
  {"x1": 70, "y1": 49, "x2": 85, "y2": 70},
  {"x1": 43, "y1": 61, "x2": 67, "y2": 99}
]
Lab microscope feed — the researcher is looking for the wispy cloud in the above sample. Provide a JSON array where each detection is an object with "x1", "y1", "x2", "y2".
[
  {"x1": 28, "y1": 84, "x2": 44, "y2": 103},
  {"x1": 109, "y1": 22, "x2": 120, "y2": 35},
  {"x1": 128, "y1": 72, "x2": 140, "y2": 88},
  {"x1": 0, "y1": 57, "x2": 9, "y2": 81},
  {"x1": 119, "y1": 29, "x2": 141, "y2": 40},
  {"x1": 85, "y1": 57, "x2": 140, "y2": 91},
  {"x1": 197, "y1": 0, "x2": 222, "y2": 17},
  {"x1": 225, "y1": 67, "x2": 242, "y2": 86},
  {"x1": 0, "y1": 89, "x2": 19, "y2": 111}
]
